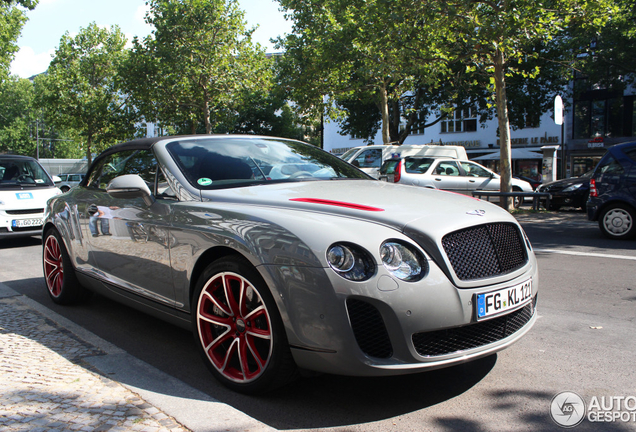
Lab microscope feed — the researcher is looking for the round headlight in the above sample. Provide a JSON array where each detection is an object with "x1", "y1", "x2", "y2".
[
  {"x1": 326, "y1": 243, "x2": 374, "y2": 281},
  {"x1": 380, "y1": 241, "x2": 426, "y2": 281},
  {"x1": 327, "y1": 244, "x2": 355, "y2": 272}
]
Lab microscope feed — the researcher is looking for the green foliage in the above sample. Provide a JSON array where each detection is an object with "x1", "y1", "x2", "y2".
[
  {"x1": 35, "y1": 23, "x2": 138, "y2": 164},
  {"x1": 0, "y1": 76, "x2": 35, "y2": 155},
  {"x1": 122, "y1": 0, "x2": 273, "y2": 135},
  {"x1": 0, "y1": 1, "x2": 32, "y2": 79}
]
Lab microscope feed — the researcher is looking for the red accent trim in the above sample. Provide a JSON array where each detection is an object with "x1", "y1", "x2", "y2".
[
  {"x1": 394, "y1": 159, "x2": 402, "y2": 183},
  {"x1": 290, "y1": 198, "x2": 385, "y2": 211}
]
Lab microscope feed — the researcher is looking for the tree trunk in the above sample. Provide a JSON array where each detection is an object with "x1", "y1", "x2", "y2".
[
  {"x1": 379, "y1": 82, "x2": 391, "y2": 144},
  {"x1": 204, "y1": 98, "x2": 212, "y2": 134},
  {"x1": 86, "y1": 134, "x2": 93, "y2": 166},
  {"x1": 494, "y1": 48, "x2": 513, "y2": 212}
]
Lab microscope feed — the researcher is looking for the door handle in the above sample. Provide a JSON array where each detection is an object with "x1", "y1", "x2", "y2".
[{"x1": 434, "y1": 178, "x2": 442, "y2": 181}]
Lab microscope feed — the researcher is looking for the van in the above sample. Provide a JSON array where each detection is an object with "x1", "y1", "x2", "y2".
[{"x1": 340, "y1": 144, "x2": 468, "y2": 178}]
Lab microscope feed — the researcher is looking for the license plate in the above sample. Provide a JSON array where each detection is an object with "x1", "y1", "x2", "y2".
[
  {"x1": 12, "y1": 218, "x2": 43, "y2": 228},
  {"x1": 476, "y1": 279, "x2": 532, "y2": 320}
]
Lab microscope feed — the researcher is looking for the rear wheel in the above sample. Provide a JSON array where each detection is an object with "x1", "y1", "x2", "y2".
[
  {"x1": 599, "y1": 204, "x2": 636, "y2": 240},
  {"x1": 192, "y1": 256, "x2": 297, "y2": 394},
  {"x1": 42, "y1": 228, "x2": 89, "y2": 304}
]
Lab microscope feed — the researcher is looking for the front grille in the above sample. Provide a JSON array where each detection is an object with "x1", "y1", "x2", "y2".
[
  {"x1": 412, "y1": 300, "x2": 535, "y2": 357},
  {"x1": 5, "y1": 208, "x2": 44, "y2": 215},
  {"x1": 442, "y1": 223, "x2": 527, "y2": 281},
  {"x1": 346, "y1": 299, "x2": 393, "y2": 359}
]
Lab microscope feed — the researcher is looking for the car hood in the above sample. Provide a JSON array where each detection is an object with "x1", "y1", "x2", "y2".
[
  {"x1": 539, "y1": 176, "x2": 589, "y2": 191},
  {"x1": 200, "y1": 180, "x2": 516, "y2": 233}
]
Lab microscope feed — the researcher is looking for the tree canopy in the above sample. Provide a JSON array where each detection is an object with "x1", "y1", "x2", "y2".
[
  {"x1": 123, "y1": 0, "x2": 273, "y2": 135},
  {"x1": 36, "y1": 23, "x2": 137, "y2": 164}
]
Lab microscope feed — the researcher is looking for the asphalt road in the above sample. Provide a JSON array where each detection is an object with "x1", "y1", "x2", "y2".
[{"x1": 1, "y1": 209, "x2": 635, "y2": 431}]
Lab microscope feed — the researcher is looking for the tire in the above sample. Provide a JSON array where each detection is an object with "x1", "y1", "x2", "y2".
[
  {"x1": 60, "y1": 186, "x2": 70, "y2": 193},
  {"x1": 598, "y1": 204, "x2": 636, "y2": 240},
  {"x1": 192, "y1": 256, "x2": 298, "y2": 394},
  {"x1": 42, "y1": 228, "x2": 89, "y2": 304}
]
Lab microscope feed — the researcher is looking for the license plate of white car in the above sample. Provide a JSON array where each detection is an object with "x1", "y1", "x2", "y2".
[
  {"x1": 12, "y1": 218, "x2": 43, "y2": 228},
  {"x1": 476, "y1": 279, "x2": 532, "y2": 320}
]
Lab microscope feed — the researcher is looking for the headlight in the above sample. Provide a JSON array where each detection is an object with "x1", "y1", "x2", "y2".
[
  {"x1": 326, "y1": 243, "x2": 374, "y2": 281},
  {"x1": 562, "y1": 183, "x2": 583, "y2": 192},
  {"x1": 380, "y1": 241, "x2": 427, "y2": 281}
]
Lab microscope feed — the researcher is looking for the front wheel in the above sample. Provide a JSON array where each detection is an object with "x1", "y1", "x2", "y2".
[
  {"x1": 42, "y1": 228, "x2": 89, "y2": 304},
  {"x1": 192, "y1": 256, "x2": 297, "y2": 394},
  {"x1": 599, "y1": 204, "x2": 636, "y2": 240}
]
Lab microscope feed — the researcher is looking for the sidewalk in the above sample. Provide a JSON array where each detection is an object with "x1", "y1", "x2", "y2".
[{"x1": 0, "y1": 282, "x2": 275, "y2": 432}]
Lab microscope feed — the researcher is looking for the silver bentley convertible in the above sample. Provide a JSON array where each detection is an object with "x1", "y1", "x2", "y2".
[{"x1": 42, "y1": 135, "x2": 538, "y2": 394}]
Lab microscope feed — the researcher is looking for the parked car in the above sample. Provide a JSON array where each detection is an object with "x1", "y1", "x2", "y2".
[
  {"x1": 55, "y1": 173, "x2": 85, "y2": 192},
  {"x1": 536, "y1": 170, "x2": 593, "y2": 210},
  {"x1": 587, "y1": 141, "x2": 636, "y2": 239},
  {"x1": 514, "y1": 175, "x2": 542, "y2": 191},
  {"x1": 43, "y1": 135, "x2": 538, "y2": 394},
  {"x1": 0, "y1": 155, "x2": 62, "y2": 239},
  {"x1": 340, "y1": 144, "x2": 468, "y2": 179},
  {"x1": 379, "y1": 156, "x2": 534, "y2": 207}
]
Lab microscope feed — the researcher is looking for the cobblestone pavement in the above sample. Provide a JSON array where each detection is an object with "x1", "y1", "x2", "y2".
[{"x1": 0, "y1": 296, "x2": 189, "y2": 432}]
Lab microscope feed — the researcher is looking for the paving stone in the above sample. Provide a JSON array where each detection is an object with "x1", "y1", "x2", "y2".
[{"x1": 0, "y1": 298, "x2": 189, "y2": 432}]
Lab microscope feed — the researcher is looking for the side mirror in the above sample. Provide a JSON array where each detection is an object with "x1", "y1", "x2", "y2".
[
  {"x1": 52, "y1": 175, "x2": 62, "y2": 183},
  {"x1": 106, "y1": 174, "x2": 155, "y2": 206}
]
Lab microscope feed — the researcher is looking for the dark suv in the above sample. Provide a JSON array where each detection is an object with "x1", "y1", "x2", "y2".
[{"x1": 587, "y1": 141, "x2": 636, "y2": 239}]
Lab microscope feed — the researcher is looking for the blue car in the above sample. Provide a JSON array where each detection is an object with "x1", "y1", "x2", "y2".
[{"x1": 587, "y1": 141, "x2": 636, "y2": 239}]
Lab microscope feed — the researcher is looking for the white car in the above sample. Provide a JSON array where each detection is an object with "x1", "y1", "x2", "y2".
[
  {"x1": 55, "y1": 173, "x2": 85, "y2": 192},
  {"x1": 380, "y1": 157, "x2": 534, "y2": 203},
  {"x1": 0, "y1": 155, "x2": 62, "y2": 239}
]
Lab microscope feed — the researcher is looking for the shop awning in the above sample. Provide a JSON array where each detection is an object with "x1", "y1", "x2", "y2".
[{"x1": 472, "y1": 148, "x2": 543, "y2": 160}]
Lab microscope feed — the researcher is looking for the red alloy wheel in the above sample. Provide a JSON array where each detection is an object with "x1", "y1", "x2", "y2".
[
  {"x1": 43, "y1": 235, "x2": 64, "y2": 297},
  {"x1": 196, "y1": 272, "x2": 273, "y2": 383}
]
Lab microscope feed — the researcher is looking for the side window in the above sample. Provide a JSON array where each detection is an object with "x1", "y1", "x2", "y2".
[
  {"x1": 405, "y1": 157, "x2": 435, "y2": 174},
  {"x1": 624, "y1": 147, "x2": 636, "y2": 163},
  {"x1": 597, "y1": 154, "x2": 625, "y2": 177},
  {"x1": 460, "y1": 162, "x2": 491, "y2": 177},
  {"x1": 86, "y1": 149, "x2": 158, "y2": 190},
  {"x1": 354, "y1": 149, "x2": 383, "y2": 168},
  {"x1": 435, "y1": 161, "x2": 460, "y2": 176}
]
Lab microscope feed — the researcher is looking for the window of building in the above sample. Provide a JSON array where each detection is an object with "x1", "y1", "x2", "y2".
[
  {"x1": 441, "y1": 107, "x2": 477, "y2": 133},
  {"x1": 573, "y1": 92, "x2": 634, "y2": 140}
]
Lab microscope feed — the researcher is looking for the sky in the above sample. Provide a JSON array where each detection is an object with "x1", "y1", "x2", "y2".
[{"x1": 10, "y1": 0, "x2": 293, "y2": 78}]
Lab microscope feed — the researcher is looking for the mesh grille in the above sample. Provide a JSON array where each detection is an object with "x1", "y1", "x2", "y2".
[
  {"x1": 442, "y1": 223, "x2": 527, "y2": 281},
  {"x1": 412, "y1": 300, "x2": 535, "y2": 357},
  {"x1": 6, "y1": 208, "x2": 44, "y2": 215},
  {"x1": 346, "y1": 299, "x2": 393, "y2": 359}
]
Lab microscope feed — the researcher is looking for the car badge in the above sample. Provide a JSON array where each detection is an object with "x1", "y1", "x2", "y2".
[{"x1": 467, "y1": 209, "x2": 486, "y2": 216}]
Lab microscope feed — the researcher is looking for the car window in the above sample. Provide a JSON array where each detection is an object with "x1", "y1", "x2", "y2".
[
  {"x1": 156, "y1": 166, "x2": 177, "y2": 200},
  {"x1": 167, "y1": 138, "x2": 368, "y2": 190},
  {"x1": 434, "y1": 161, "x2": 460, "y2": 176},
  {"x1": 69, "y1": 175, "x2": 80, "y2": 182},
  {"x1": 87, "y1": 149, "x2": 158, "y2": 190},
  {"x1": 380, "y1": 159, "x2": 399, "y2": 175},
  {"x1": 58, "y1": 174, "x2": 68, "y2": 181},
  {"x1": 460, "y1": 162, "x2": 491, "y2": 177},
  {"x1": 596, "y1": 154, "x2": 625, "y2": 177},
  {"x1": 404, "y1": 157, "x2": 435, "y2": 174},
  {"x1": 353, "y1": 149, "x2": 383, "y2": 168},
  {"x1": 624, "y1": 147, "x2": 636, "y2": 163}
]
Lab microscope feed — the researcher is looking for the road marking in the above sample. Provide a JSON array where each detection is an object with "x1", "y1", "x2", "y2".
[{"x1": 534, "y1": 248, "x2": 636, "y2": 261}]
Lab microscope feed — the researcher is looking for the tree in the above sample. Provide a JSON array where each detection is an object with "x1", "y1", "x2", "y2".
[
  {"x1": 435, "y1": 0, "x2": 611, "y2": 210},
  {"x1": 36, "y1": 23, "x2": 138, "y2": 165},
  {"x1": 0, "y1": 76, "x2": 36, "y2": 155},
  {"x1": 123, "y1": 0, "x2": 272, "y2": 135},
  {"x1": 0, "y1": 0, "x2": 37, "y2": 79},
  {"x1": 276, "y1": 0, "x2": 457, "y2": 145}
]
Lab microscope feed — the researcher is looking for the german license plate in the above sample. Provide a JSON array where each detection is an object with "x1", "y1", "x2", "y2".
[
  {"x1": 12, "y1": 218, "x2": 43, "y2": 228},
  {"x1": 476, "y1": 279, "x2": 532, "y2": 320}
]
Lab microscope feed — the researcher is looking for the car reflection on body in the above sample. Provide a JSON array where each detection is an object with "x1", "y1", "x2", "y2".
[{"x1": 43, "y1": 135, "x2": 538, "y2": 394}]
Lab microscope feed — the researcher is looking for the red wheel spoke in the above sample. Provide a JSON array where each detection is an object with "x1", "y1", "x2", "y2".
[
  {"x1": 220, "y1": 337, "x2": 241, "y2": 373},
  {"x1": 223, "y1": 274, "x2": 241, "y2": 316}
]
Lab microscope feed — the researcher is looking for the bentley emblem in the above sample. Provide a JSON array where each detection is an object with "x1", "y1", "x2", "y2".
[{"x1": 467, "y1": 209, "x2": 486, "y2": 216}]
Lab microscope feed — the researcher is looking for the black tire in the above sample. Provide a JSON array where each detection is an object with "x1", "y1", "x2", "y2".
[
  {"x1": 598, "y1": 204, "x2": 636, "y2": 240},
  {"x1": 192, "y1": 256, "x2": 298, "y2": 394},
  {"x1": 60, "y1": 186, "x2": 70, "y2": 193},
  {"x1": 42, "y1": 228, "x2": 90, "y2": 304}
]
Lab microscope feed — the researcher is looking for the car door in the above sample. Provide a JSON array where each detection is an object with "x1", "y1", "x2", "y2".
[
  {"x1": 82, "y1": 148, "x2": 177, "y2": 306},
  {"x1": 429, "y1": 160, "x2": 466, "y2": 193},
  {"x1": 460, "y1": 161, "x2": 499, "y2": 192}
]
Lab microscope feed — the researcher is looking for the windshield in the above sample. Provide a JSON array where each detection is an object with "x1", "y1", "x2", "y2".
[
  {"x1": 339, "y1": 148, "x2": 359, "y2": 161},
  {"x1": 0, "y1": 157, "x2": 54, "y2": 188},
  {"x1": 166, "y1": 138, "x2": 370, "y2": 189}
]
